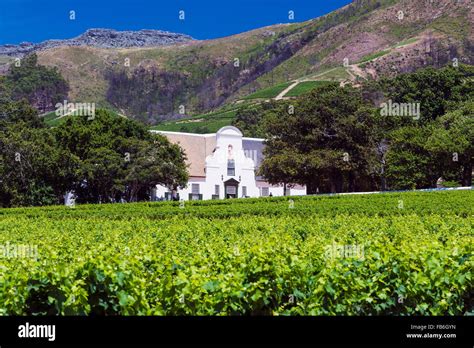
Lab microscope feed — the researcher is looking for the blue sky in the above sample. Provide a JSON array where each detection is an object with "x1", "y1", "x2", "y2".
[{"x1": 0, "y1": 0, "x2": 352, "y2": 44}]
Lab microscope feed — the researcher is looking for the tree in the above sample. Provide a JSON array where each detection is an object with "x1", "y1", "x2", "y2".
[
  {"x1": 0, "y1": 124, "x2": 75, "y2": 207},
  {"x1": 0, "y1": 98, "x2": 43, "y2": 128},
  {"x1": 384, "y1": 126, "x2": 439, "y2": 190},
  {"x1": 54, "y1": 109, "x2": 188, "y2": 203},
  {"x1": 260, "y1": 84, "x2": 381, "y2": 193},
  {"x1": 75, "y1": 147, "x2": 125, "y2": 203},
  {"x1": 123, "y1": 137, "x2": 189, "y2": 202},
  {"x1": 426, "y1": 101, "x2": 474, "y2": 186},
  {"x1": 5, "y1": 53, "x2": 69, "y2": 113},
  {"x1": 378, "y1": 65, "x2": 473, "y2": 123},
  {"x1": 380, "y1": 65, "x2": 474, "y2": 189},
  {"x1": 232, "y1": 102, "x2": 276, "y2": 138}
]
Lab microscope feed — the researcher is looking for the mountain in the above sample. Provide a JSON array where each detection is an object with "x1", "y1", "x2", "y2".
[
  {"x1": 0, "y1": 0, "x2": 472, "y2": 124},
  {"x1": 0, "y1": 29, "x2": 194, "y2": 57}
]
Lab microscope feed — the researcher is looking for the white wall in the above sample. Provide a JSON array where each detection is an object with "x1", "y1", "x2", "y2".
[
  {"x1": 204, "y1": 126, "x2": 259, "y2": 199},
  {"x1": 155, "y1": 126, "x2": 307, "y2": 201}
]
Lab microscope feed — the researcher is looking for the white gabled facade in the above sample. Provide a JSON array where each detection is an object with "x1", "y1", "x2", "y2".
[
  {"x1": 202, "y1": 126, "x2": 260, "y2": 199},
  {"x1": 153, "y1": 126, "x2": 306, "y2": 201}
]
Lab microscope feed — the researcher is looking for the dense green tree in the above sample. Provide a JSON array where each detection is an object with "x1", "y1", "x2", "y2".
[
  {"x1": 4, "y1": 53, "x2": 69, "y2": 113},
  {"x1": 380, "y1": 65, "x2": 473, "y2": 189},
  {"x1": 260, "y1": 84, "x2": 381, "y2": 193},
  {"x1": 0, "y1": 104, "x2": 188, "y2": 206},
  {"x1": 54, "y1": 109, "x2": 188, "y2": 203},
  {"x1": 123, "y1": 137, "x2": 190, "y2": 202},
  {"x1": 256, "y1": 65, "x2": 473, "y2": 192},
  {"x1": 75, "y1": 147, "x2": 124, "y2": 203},
  {"x1": 378, "y1": 65, "x2": 473, "y2": 123},
  {"x1": 426, "y1": 101, "x2": 474, "y2": 186},
  {"x1": 0, "y1": 98, "x2": 43, "y2": 128},
  {"x1": 384, "y1": 126, "x2": 438, "y2": 190},
  {"x1": 0, "y1": 124, "x2": 75, "y2": 207},
  {"x1": 232, "y1": 102, "x2": 276, "y2": 138}
]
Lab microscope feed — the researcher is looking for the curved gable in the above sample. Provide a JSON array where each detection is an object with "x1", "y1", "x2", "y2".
[{"x1": 216, "y1": 126, "x2": 243, "y2": 138}]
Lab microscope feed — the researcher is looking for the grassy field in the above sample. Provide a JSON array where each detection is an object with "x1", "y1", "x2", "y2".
[
  {"x1": 150, "y1": 108, "x2": 238, "y2": 134},
  {"x1": 240, "y1": 67, "x2": 348, "y2": 101},
  {"x1": 285, "y1": 81, "x2": 332, "y2": 97},
  {"x1": 241, "y1": 82, "x2": 293, "y2": 100},
  {"x1": 43, "y1": 105, "x2": 239, "y2": 134},
  {"x1": 0, "y1": 190, "x2": 472, "y2": 315},
  {"x1": 312, "y1": 67, "x2": 351, "y2": 81}
]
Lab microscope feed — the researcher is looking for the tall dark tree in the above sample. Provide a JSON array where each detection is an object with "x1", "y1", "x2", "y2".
[
  {"x1": 378, "y1": 65, "x2": 473, "y2": 123},
  {"x1": 426, "y1": 101, "x2": 474, "y2": 186},
  {"x1": 0, "y1": 124, "x2": 75, "y2": 207},
  {"x1": 0, "y1": 98, "x2": 43, "y2": 128},
  {"x1": 380, "y1": 65, "x2": 473, "y2": 189},
  {"x1": 54, "y1": 109, "x2": 188, "y2": 203},
  {"x1": 260, "y1": 84, "x2": 381, "y2": 193},
  {"x1": 384, "y1": 126, "x2": 438, "y2": 190}
]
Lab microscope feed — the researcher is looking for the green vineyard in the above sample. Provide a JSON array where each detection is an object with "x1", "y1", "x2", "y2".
[{"x1": 0, "y1": 190, "x2": 472, "y2": 315}]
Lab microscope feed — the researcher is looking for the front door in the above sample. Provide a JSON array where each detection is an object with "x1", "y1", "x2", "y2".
[
  {"x1": 225, "y1": 184, "x2": 238, "y2": 198},
  {"x1": 224, "y1": 179, "x2": 239, "y2": 199}
]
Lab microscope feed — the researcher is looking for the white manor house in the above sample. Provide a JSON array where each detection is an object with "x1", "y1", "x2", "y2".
[{"x1": 151, "y1": 126, "x2": 306, "y2": 200}]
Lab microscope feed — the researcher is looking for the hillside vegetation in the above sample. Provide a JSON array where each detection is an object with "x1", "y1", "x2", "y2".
[{"x1": 2, "y1": 0, "x2": 468, "y2": 123}]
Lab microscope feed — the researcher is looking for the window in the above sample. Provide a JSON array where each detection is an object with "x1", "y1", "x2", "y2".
[
  {"x1": 189, "y1": 184, "x2": 201, "y2": 200},
  {"x1": 244, "y1": 149, "x2": 258, "y2": 163},
  {"x1": 215, "y1": 185, "x2": 220, "y2": 196},
  {"x1": 261, "y1": 187, "x2": 269, "y2": 197},
  {"x1": 242, "y1": 186, "x2": 247, "y2": 197},
  {"x1": 189, "y1": 193, "x2": 202, "y2": 200},
  {"x1": 226, "y1": 186, "x2": 236, "y2": 195},
  {"x1": 227, "y1": 160, "x2": 235, "y2": 176}
]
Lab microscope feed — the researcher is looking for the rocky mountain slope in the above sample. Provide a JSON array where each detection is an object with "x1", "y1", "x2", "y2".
[
  {"x1": 0, "y1": 29, "x2": 194, "y2": 57},
  {"x1": 0, "y1": 0, "x2": 472, "y2": 123}
]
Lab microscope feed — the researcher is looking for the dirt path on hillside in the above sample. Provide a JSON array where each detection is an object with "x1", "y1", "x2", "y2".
[
  {"x1": 348, "y1": 65, "x2": 365, "y2": 79},
  {"x1": 274, "y1": 67, "x2": 340, "y2": 100},
  {"x1": 275, "y1": 81, "x2": 299, "y2": 100}
]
